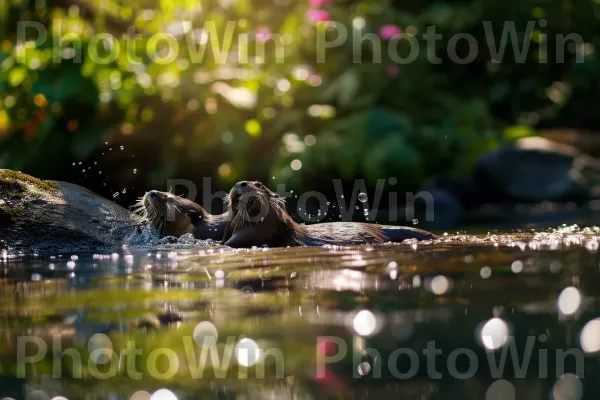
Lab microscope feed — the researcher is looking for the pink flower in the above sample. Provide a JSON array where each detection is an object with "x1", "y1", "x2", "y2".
[
  {"x1": 387, "y1": 65, "x2": 400, "y2": 77},
  {"x1": 309, "y1": 0, "x2": 332, "y2": 6},
  {"x1": 379, "y1": 24, "x2": 402, "y2": 40},
  {"x1": 306, "y1": 9, "x2": 330, "y2": 23},
  {"x1": 255, "y1": 27, "x2": 272, "y2": 43}
]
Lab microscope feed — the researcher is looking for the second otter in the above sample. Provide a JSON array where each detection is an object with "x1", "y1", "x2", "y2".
[
  {"x1": 134, "y1": 190, "x2": 228, "y2": 240},
  {"x1": 222, "y1": 181, "x2": 437, "y2": 248}
]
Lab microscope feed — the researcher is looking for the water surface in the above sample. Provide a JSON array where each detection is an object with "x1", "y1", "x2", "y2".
[{"x1": 1, "y1": 228, "x2": 600, "y2": 399}]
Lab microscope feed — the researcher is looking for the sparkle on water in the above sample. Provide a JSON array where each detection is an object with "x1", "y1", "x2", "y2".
[{"x1": 3, "y1": 226, "x2": 600, "y2": 398}]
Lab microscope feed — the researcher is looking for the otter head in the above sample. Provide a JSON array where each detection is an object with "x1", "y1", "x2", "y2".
[
  {"x1": 133, "y1": 190, "x2": 206, "y2": 237},
  {"x1": 223, "y1": 181, "x2": 300, "y2": 247},
  {"x1": 226, "y1": 181, "x2": 285, "y2": 228}
]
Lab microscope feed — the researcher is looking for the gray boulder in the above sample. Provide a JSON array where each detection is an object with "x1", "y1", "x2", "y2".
[
  {"x1": 474, "y1": 137, "x2": 600, "y2": 202},
  {"x1": 0, "y1": 169, "x2": 146, "y2": 252}
]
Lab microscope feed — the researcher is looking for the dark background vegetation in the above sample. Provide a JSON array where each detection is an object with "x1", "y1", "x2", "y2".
[{"x1": 1, "y1": 0, "x2": 599, "y2": 215}]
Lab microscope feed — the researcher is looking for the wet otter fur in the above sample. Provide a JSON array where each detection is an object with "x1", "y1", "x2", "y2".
[
  {"x1": 133, "y1": 190, "x2": 228, "y2": 240},
  {"x1": 221, "y1": 181, "x2": 437, "y2": 248}
]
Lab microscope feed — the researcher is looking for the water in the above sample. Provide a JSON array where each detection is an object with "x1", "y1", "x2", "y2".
[{"x1": 1, "y1": 229, "x2": 600, "y2": 399}]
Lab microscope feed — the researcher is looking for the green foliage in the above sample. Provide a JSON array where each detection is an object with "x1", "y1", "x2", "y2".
[{"x1": 0, "y1": 0, "x2": 596, "y2": 194}]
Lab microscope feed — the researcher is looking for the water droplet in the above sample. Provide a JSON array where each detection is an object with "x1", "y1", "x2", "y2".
[
  {"x1": 113, "y1": 192, "x2": 119, "y2": 198},
  {"x1": 81, "y1": 169, "x2": 85, "y2": 173},
  {"x1": 363, "y1": 209, "x2": 369, "y2": 216},
  {"x1": 99, "y1": 171, "x2": 102, "y2": 175},
  {"x1": 358, "y1": 192, "x2": 368, "y2": 203},
  {"x1": 120, "y1": 145, "x2": 124, "y2": 150},
  {"x1": 355, "y1": 206, "x2": 359, "y2": 210},
  {"x1": 104, "y1": 142, "x2": 108, "y2": 145},
  {"x1": 122, "y1": 188, "x2": 127, "y2": 194},
  {"x1": 412, "y1": 219, "x2": 419, "y2": 225},
  {"x1": 133, "y1": 169, "x2": 137, "y2": 174},
  {"x1": 340, "y1": 195, "x2": 344, "y2": 199},
  {"x1": 357, "y1": 361, "x2": 372, "y2": 376},
  {"x1": 327, "y1": 202, "x2": 330, "y2": 205},
  {"x1": 72, "y1": 162, "x2": 75, "y2": 166}
]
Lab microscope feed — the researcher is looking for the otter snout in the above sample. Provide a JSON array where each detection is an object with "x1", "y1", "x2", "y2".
[
  {"x1": 233, "y1": 181, "x2": 251, "y2": 192},
  {"x1": 231, "y1": 181, "x2": 253, "y2": 200},
  {"x1": 143, "y1": 190, "x2": 169, "y2": 207}
]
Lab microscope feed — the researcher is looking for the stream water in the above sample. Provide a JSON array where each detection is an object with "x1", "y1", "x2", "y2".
[{"x1": 1, "y1": 227, "x2": 600, "y2": 399}]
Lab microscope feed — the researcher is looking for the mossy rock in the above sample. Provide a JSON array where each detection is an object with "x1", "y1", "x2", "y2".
[{"x1": 0, "y1": 169, "x2": 145, "y2": 252}]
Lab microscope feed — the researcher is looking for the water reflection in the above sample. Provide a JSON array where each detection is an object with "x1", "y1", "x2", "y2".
[{"x1": 1, "y1": 230, "x2": 600, "y2": 398}]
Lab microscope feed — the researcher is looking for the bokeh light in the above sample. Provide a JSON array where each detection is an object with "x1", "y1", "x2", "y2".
[
  {"x1": 353, "y1": 310, "x2": 377, "y2": 336},
  {"x1": 485, "y1": 380, "x2": 515, "y2": 400},
  {"x1": 480, "y1": 266, "x2": 492, "y2": 279},
  {"x1": 430, "y1": 275, "x2": 450, "y2": 295},
  {"x1": 235, "y1": 338, "x2": 261, "y2": 367},
  {"x1": 193, "y1": 321, "x2": 219, "y2": 348},
  {"x1": 580, "y1": 318, "x2": 600, "y2": 353},
  {"x1": 149, "y1": 389, "x2": 178, "y2": 400},
  {"x1": 129, "y1": 392, "x2": 151, "y2": 400},
  {"x1": 25, "y1": 392, "x2": 49, "y2": 400},
  {"x1": 557, "y1": 287, "x2": 581, "y2": 315},
  {"x1": 88, "y1": 333, "x2": 113, "y2": 364},
  {"x1": 511, "y1": 260, "x2": 523, "y2": 273},
  {"x1": 551, "y1": 374, "x2": 582, "y2": 400},
  {"x1": 480, "y1": 318, "x2": 510, "y2": 350}
]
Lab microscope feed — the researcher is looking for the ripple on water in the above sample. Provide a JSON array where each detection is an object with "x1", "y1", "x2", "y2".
[{"x1": 2, "y1": 227, "x2": 600, "y2": 398}]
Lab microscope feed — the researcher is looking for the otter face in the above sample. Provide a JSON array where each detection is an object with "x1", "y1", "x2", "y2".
[
  {"x1": 227, "y1": 181, "x2": 282, "y2": 223},
  {"x1": 133, "y1": 190, "x2": 202, "y2": 237}
]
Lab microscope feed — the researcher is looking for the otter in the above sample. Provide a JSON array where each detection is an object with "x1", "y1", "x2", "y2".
[
  {"x1": 133, "y1": 190, "x2": 228, "y2": 240},
  {"x1": 221, "y1": 181, "x2": 437, "y2": 248}
]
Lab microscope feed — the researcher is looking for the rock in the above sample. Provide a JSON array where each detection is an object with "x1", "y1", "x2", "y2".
[
  {"x1": 0, "y1": 169, "x2": 146, "y2": 252},
  {"x1": 474, "y1": 137, "x2": 600, "y2": 202}
]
